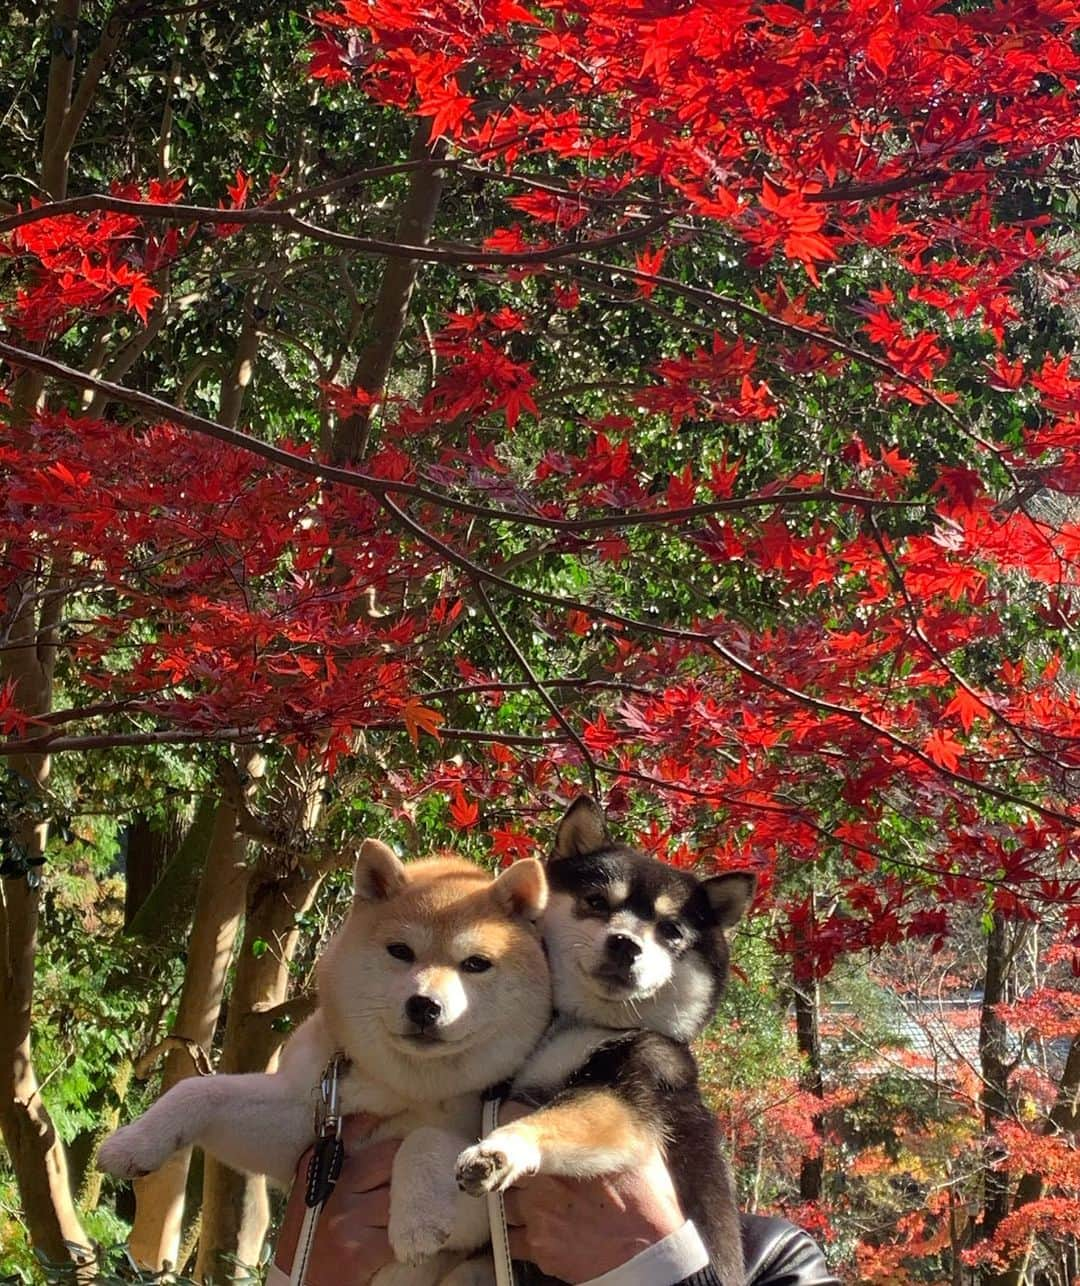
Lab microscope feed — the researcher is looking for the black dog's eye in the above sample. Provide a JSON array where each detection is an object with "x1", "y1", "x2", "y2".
[
  {"x1": 386, "y1": 942, "x2": 415, "y2": 962},
  {"x1": 461, "y1": 955, "x2": 492, "y2": 973},
  {"x1": 657, "y1": 920, "x2": 683, "y2": 943},
  {"x1": 584, "y1": 892, "x2": 609, "y2": 914}
]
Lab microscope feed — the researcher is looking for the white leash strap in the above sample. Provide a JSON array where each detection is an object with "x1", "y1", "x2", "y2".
[
  {"x1": 484, "y1": 1097, "x2": 516, "y2": 1286},
  {"x1": 288, "y1": 1200, "x2": 321, "y2": 1286}
]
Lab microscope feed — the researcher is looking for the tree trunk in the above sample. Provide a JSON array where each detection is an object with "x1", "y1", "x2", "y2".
[
  {"x1": 123, "y1": 809, "x2": 189, "y2": 931},
  {"x1": 126, "y1": 797, "x2": 218, "y2": 944},
  {"x1": 794, "y1": 972, "x2": 825, "y2": 1202},
  {"x1": 790, "y1": 892, "x2": 825, "y2": 1204},
  {"x1": 127, "y1": 260, "x2": 271, "y2": 1268},
  {"x1": 986, "y1": 1033, "x2": 1080, "y2": 1286},
  {"x1": 979, "y1": 911, "x2": 1013, "y2": 1246},
  {"x1": 0, "y1": 0, "x2": 92, "y2": 1257},
  {"x1": 0, "y1": 800, "x2": 91, "y2": 1266},
  {"x1": 331, "y1": 121, "x2": 448, "y2": 464},
  {"x1": 194, "y1": 863, "x2": 326, "y2": 1281},
  {"x1": 68, "y1": 806, "x2": 193, "y2": 1208},
  {"x1": 126, "y1": 772, "x2": 259, "y2": 1270}
]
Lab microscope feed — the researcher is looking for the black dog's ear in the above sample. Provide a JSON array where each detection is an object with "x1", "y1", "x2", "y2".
[
  {"x1": 702, "y1": 871, "x2": 756, "y2": 929},
  {"x1": 553, "y1": 796, "x2": 609, "y2": 859}
]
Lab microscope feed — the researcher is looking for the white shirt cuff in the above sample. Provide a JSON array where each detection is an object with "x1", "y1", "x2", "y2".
[
  {"x1": 266, "y1": 1265, "x2": 290, "y2": 1286},
  {"x1": 578, "y1": 1219, "x2": 710, "y2": 1286}
]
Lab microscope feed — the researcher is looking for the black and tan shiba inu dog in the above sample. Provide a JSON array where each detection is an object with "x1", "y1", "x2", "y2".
[{"x1": 456, "y1": 797, "x2": 754, "y2": 1285}]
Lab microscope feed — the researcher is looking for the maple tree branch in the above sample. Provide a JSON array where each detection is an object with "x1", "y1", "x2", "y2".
[
  {"x1": 0, "y1": 335, "x2": 922, "y2": 531},
  {"x1": 379, "y1": 494, "x2": 1080, "y2": 831},
  {"x1": 0, "y1": 196, "x2": 669, "y2": 269},
  {"x1": 804, "y1": 168, "x2": 951, "y2": 203},
  {"x1": 0, "y1": 724, "x2": 569, "y2": 756},
  {"x1": 571, "y1": 257, "x2": 1017, "y2": 477},
  {"x1": 472, "y1": 577, "x2": 600, "y2": 799},
  {"x1": 420, "y1": 678, "x2": 658, "y2": 702},
  {"x1": 867, "y1": 515, "x2": 1076, "y2": 775},
  {"x1": 270, "y1": 159, "x2": 455, "y2": 210},
  {"x1": 34, "y1": 681, "x2": 656, "y2": 732}
]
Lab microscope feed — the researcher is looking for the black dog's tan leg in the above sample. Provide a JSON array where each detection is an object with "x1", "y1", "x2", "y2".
[{"x1": 455, "y1": 1090, "x2": 655, "y2": 1195}]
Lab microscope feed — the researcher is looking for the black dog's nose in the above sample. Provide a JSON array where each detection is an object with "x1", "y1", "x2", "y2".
[
  {"x1": 606, "y1": 934, "x2": 641, "y2": 966},
  {"x1": 405, "y1": 994, "x2": 442, "y2": 1029}
]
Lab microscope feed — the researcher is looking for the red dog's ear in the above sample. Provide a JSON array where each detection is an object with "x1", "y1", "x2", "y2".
[
  {"x1": 352, "y1": 838, "x2": 407, "y2": 904},
  {"x1": 492, "y1": 858, "x2": 548, "y2": 921},
  {"x1": 553, "y1": 795, "x2": 609, "y2": 859},
  {"x1": 702, "y1": 872, "x2": 756, "y2": 930}
]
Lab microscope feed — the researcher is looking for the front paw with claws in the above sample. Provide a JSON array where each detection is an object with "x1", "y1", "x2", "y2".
[{"x1": 456, "y1": 1135, "x2": 539, "y2": 1196}]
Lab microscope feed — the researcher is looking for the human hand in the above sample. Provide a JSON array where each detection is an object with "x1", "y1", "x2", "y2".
[
  {"x1": 502, "y1": 1137, "x2": 684, "y2": 1283},
  {"x1": 273, "y1": 1116, "x2": 398, "y2": 1286}
]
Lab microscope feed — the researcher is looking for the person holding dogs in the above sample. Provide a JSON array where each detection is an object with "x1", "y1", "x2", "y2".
[{"x1": 269, "y1": 800, "x2": 840, "y2": 1286}]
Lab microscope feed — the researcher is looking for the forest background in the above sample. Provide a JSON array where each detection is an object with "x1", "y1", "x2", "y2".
[{"x1": 1, "y1": 0, "x2": 1079, "y2": 1282}]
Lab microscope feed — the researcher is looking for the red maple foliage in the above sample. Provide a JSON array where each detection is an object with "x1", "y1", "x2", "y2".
[{"x1": 3, "y1": 0, "x2": 1080, "y2": 1278}]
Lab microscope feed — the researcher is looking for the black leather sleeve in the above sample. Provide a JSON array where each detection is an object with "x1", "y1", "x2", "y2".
[{"x1": 738, "y1": 1214, "x2": 840, "y2": 1286}]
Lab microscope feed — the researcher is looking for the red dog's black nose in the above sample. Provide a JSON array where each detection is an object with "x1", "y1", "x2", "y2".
[{"x1": 405, "y1": 994, "x2": 442, "y2": 1029}]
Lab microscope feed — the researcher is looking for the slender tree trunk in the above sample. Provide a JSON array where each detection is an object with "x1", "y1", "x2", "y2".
[
  {"x1": 979, "y1": 912, "x2": 1012, "y2": 1246},
  {"x1": 0, "y1": 771, "x2": 90, "y2": 1264},
  {"x1": 125, "y1": 798, "x2": 218, "y2": 944},
  {"x1": 332, "y1": 121, "x2": 448, "y2": 463},
  {"x1": 217, "y1": 288, "x2": 263, "y2": 429},
  {"x1": 126, "y1": 768, "x2": 260, "y2": 1270},
  {"x1": 123, "y1": 809, "x2": 188, "y2": 929},
  {"x1": 194, "y1": 863, "x2": 326, "y2": 1281},
  {"x1": 794, "y1": 972, "x2": 825, "y2": 1201},
  {"x1": 791, "y1": 892, "x2": 825, "y2": 1203},
  {"x1": 0, "y1": 1, "x2": 127, "y2": 1260},
  {"x1": 987, "y1": 1034, "x2": 1080, "y2": 1286}
]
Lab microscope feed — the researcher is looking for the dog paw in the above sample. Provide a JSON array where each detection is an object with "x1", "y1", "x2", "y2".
[
  {"x1": 97, "y1": 1124, "x2": 179, "y2": 1179},
  {"x1": 455, "y1": 1137, "x2": 539, "y2": 1196}
]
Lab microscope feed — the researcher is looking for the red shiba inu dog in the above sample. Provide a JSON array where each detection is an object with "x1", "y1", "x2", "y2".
[{"x1": 100, "y1": 841, "x2": 552, "y2": 1286}]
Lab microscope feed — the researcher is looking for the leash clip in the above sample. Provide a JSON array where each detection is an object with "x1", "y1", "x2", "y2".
[
  {"x1": 306, "y1": 1052, "x2": 347, "y2": 1208},
  {"x1": 316, "y1": 1052, "x2": 345, "y2": 1139}
]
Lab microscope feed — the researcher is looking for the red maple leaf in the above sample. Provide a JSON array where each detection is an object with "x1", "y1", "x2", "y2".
[
  {"x1": 449, "y1": 786, "x2": 479, "y2": 829},
  {"x1": 923, "y1": 727, "x2": 964, "y2": 772}
]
